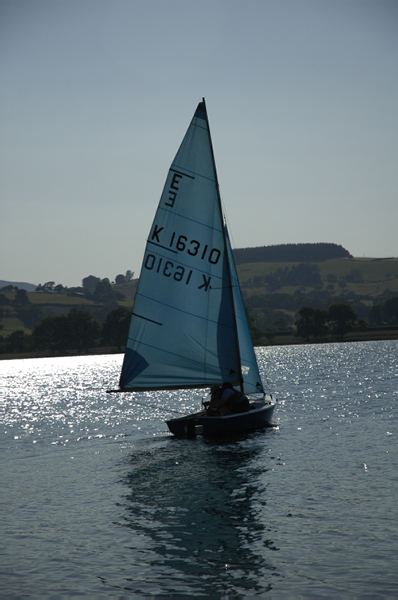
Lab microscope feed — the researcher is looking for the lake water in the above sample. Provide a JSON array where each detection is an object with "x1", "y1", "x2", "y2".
[{"x1": 1, "y1": 340, "x2": 397, "y2": 597}]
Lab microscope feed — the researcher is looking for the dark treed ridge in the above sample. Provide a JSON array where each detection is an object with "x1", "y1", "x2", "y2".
[{"x1": 233, "y1": 243, "x2": 352, "y2": 265}]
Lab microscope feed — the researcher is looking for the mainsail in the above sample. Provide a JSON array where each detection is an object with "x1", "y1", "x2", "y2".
[{"x1": 119, "y1": 100, "x2": 263, "y2": 395}]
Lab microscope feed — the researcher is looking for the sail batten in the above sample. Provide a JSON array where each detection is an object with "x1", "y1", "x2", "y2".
[{"x1": 154, "y1": 207, "x2": 223, "y2": 232}]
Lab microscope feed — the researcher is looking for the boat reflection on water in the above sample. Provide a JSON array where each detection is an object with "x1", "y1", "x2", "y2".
[{"x1": 117, "y1": 433, "x2": 280, "y2": 595}]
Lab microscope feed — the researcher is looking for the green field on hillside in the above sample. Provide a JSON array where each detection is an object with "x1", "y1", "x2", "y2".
[
  {"x1": 235, "y1": 257, "x2": 398, "y2": 333},
  {"x1": 237, "y1": 257, "x2": 398, "y2": 299},
  {"x1": 0, "y1": 281, "x2": 139, "y2": 337},
  {"x1": 1, "y1": 258, "x2": 397, "y2": 337}
]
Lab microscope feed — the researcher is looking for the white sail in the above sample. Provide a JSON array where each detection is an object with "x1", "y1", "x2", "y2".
[
  {"x1": 120, "y1": 101, "x2": 243, "y2": 391},
  {"x1": 225, "y1": 228, "x2": 264, "y2": 395}
]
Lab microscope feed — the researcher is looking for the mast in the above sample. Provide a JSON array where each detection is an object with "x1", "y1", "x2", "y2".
[{"x1": 201, "y1": 98, "x2": 244, "y2": 393}]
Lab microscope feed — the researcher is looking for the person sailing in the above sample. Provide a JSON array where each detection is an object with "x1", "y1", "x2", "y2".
[{"x1": 207, "y1": 382, "x2": 250, "y2": 415}]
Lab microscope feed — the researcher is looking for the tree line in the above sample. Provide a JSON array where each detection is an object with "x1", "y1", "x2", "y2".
[
  {"x1": 292, "y1": 297, "x2": 398, "y2": 341},
  {"x1": 2, "y1": 306, "x2": 131, "y2": 355},
  {"x1": 1, "y1": 281, "x2": 397, "y2": 355},
  {"x1": 0, "y1": 271, "x2": 135, "y2": 295},
  {"x1": 233, "y1": 243, "x2": 352, "y2": 265},
  {"x1": 2, "y1": 296, "x2": 397, "y2": 356},
  {"x1": 294, "y1": 303, "x2": 366, "y2": 341},
  {"x1": 0, "y1": 300, "x2": 371, "y2": 354},
  {"x1": 250, "y1": 294, "x2": 398, "y2": 339},
  {"x1": 32, "y1": 270, "x2": 135, "y2": 296},
  {"x1": 0, "y1": 274, "x2": 138, "y2": 333},
  {"x1": 241, "y1": 263, "x2": 368, "y2": 293}
]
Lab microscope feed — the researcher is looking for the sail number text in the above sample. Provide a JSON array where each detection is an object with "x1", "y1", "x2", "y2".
[
  {"x1": 145, "y1": 170, "x2": 221, "y2": 292},
  {"x1": 164, "y1": 172, "x2": 182, "y2": 208},
  {"x1": 151, "y1": 225, "x2": 221, "y2": 265},
  {"x1": 144, "y1": 254, "x2": 212, "y2": 292}
]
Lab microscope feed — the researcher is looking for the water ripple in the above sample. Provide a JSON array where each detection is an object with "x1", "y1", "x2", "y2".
[{"x1": 1, "y1": 340, "x2": 397, "y2": 595}]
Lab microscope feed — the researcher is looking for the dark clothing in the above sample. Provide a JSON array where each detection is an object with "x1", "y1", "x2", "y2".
[{"x1": 207, "y1": 384, "x2": 249, "y2": 415}]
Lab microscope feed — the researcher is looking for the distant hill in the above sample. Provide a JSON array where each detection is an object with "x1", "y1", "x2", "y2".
[
  {"x1": 233, "y1": 243, "x2": 352, "y2": 265},
  {"x1": 0, "y1": 280, "x2": 37, "y2": 291}
]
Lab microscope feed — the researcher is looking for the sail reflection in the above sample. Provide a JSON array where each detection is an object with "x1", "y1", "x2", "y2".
[{"x1": 118, "y1": 434, "x2": 279, "y2": 595}]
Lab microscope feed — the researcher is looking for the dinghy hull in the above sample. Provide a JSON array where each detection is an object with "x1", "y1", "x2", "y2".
[{"x1": 166, "y1": 403, "x2": 276, "y2": 437}]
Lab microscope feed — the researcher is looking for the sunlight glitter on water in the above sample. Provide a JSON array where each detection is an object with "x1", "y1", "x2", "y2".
[{"x1": 1, "y1": 341, "x2": 397, "y2": 596}]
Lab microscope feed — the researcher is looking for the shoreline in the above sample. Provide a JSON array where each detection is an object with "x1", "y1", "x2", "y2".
[
  {"x1": 256, "y1": 326, "x2": 398, "y2": 347},
  {"x1": 1, "y1": 328, "x2": 397, "y2": 361}
]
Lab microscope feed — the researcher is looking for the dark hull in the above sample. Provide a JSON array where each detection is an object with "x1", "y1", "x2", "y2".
[{"x1": 166, "y1": 403, "x2": 276, "y2": 437}]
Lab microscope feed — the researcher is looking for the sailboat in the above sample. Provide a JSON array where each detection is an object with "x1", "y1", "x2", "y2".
[{"x1": 114, "y1": 99, "x2": 276, "y2": 436}]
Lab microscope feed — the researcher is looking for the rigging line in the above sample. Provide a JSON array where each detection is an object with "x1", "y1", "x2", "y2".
[{"x1": 202, "y1": 98, "x2": 244, "y2": 393}]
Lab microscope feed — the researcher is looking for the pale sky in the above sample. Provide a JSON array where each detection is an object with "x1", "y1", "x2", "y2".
[{"x1": 2, "y1": 0, "x2": 397, "y2": 287}]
